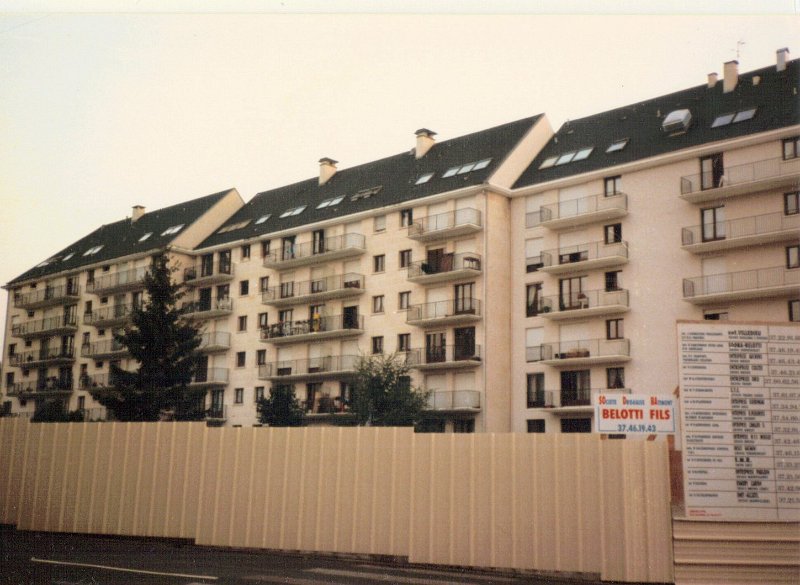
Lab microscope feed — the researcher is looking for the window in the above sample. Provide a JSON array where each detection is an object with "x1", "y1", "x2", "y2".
[
  {"x1": 606, "y1": 318, "x2": 624, "y2": 340},
  {"x1": 453, "y1": 419, "x2": 475, "y2": 433},
  {"x1": 236, "y1": 352, "x2": 246, "y2": 367},
  {"x1": 454, "y1": 283, "x2": 475, "y2": 313},
  {"x1": 415, "y1": 172, "x2": 434, "y2": 185},
  {"x1": 161, "y1": 224, "x2": 184, "y2": 236},
  {"x1": 788, "y1": 245, "x2": 800, "y2": 269},
  {"x1": 240, "y1": 280, "x2": 249, "y2": 296},
  {"x1": 374, "y1": 215, "x2": 386, "y2": 232},
  {"x1": 526, "y1": 283, "x2": 542, "y2": 317},
  {"x1": 82, "y1": 332, "x2": 90, "y2": 346},
  {"x1": 234, "y1": 388, "x2": 244, "y2": 404},
  {"x1": 261, "y1": 240, "x2": 271, "y2": 257},
  {"x1": 278, "y1": 309, "x2": 293, "y2": 324},
  {"x1": 372, "y1": 295, "x2": 384, "y2": 314},
  {"x1": 256, "y1": 349, "x2": 266, "y2": 365},
  {"x1": 217, "y1": 284, "x2": 230, "y2": 300},
  {"x1": 398, "y1": 333, "x2": 411, "y2": 352},
  {"x1": 607, "y1": 367, "x2": 625, "y2": 389},
  {"x1": 8, "y1": 343, "x2": 16, "y2": 357},
  {"x1": 783, "y1": 137, "x2": 800, "y2": 160},
  {"x1": 605, "y1": 271, "x2": 621, "y2": 292},
  {"x1": 279, "y1": 205, "x2": 307, "y2": 218},
  {"x1": 701, "y1": 206, "x2": 726, "y2": 241},
  {"x1": 255, "y1": 386, "x2": 265, "y2": 402},
  {"x1": 259, "y1": 277, "x2": 269, "y2": 292},
  {"x1": 5, "y1": 372, "x2": 14, "y2": 388},
  {"x1": 604, "y1": 176, "x2": 621, "y2": 196},
  {"x1": 241, "y1": 244, "x2": 251, "y2": 259},
  {"x1": 371, "y1": 336, "x2": 384, "y2": 354},
  {"x1": 219, "y1": 250, "x2": 232, "y2": 274},
  {"x1": 704, "y1": 310, "x2": 729, "y2": 321},
  {"x1": 258, "y1": 312, "x2": 268, "y2": 329},
  {"x1": 138, "y1": 232, "x2": 152, "y2": 242},
  {"x1": 700, "y1": 153, "x2": 724, "y2": 190},
  {"x1": 83, "y1": 245, "x2": 104, "y2": 256},
  {"x1": 316, "y1": 195, "x2": 344, "y2": 209},
  {"x1": 400, "y1": 208, "x2": 413, "y2": 227},
  {"x1": 561, "y1": 418, "x2": 592, "y2": 433},
  {"x1": 785, "y1": 192, "x2": 799, "y2": 216},
  {"x1": 604, "y1": 223, "x2": 622, "y2": 244},
  {"x1": 561, "y1": 370, "x2": 590, "y2": 406},
  {"x1": 256, "y1": 214, "x2": 271, "y2": 224},
  {"x1": 790, "y1": 300, "x2": 800, "y2": 322},
  {"x1": 281, "y1": 236, "x2": 296, "y2": 260},
  {"x1": 373, "y1": 255, "x2": 385, "y2": 273},
  {"x1": 312, "y1": 229, "x2": 325, "y2": 255},
  {"x1": 527, "y1": 420, "x2": 545, "y2": 433},
  {"x1": 559, "y1": 275, "x2": 586, "y2": 310},
  {"x1": 526, "y1": 373, "x2": 546, "y2": 408},
  {"x1": 606, "y1": 140, "x2": 628, "y2": 154},
  {"x1": 399, "y1": 249, "x2": 412, "y2": 268},
  {"x1": 398, "y1": 291, "x2": 411, "y2": 310},
  {"x1": 238, "y1": 316, "x2": 247, "y2": 332},
  {"x1": 217, "y1": 220, "x2": 251, "y2": 234},
  {"x1": 526, "y1": 238, "x2": 543, "y2": 272},
  {"x1": 538, "y1": 156, "x2": 558, "y2": 169}
]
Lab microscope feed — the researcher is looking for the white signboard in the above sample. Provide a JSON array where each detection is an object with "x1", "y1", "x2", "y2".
[
  {"x1": 678, "y1": 322, "x2": 800, "y2": 522},
  {"x1": 594, "y1": 393, "x2": 676, "y2": 434}
]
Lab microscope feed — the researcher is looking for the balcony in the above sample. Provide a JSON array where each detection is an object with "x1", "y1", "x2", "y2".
[
  {"x1": 527, "y1": 193, "x2": 628, "y2": 230},
  {"x1": 262, "y1": 273, "x2": 365, "y2": 307},
  {"x1": 260, "y1": 314, "x2": 364, "y2": 344},
  {"x1": 406, "y1": 298, "x2": 482, "y2": 327},
  {"x1": 81, "y1": 339, "x2": 128, "y2": 359},
  {"x1": 407, "y1": 208, "x2": 482, "y2": 242},
  {"x1": 681, "y1": 211, "x2": 800, "y2": 253},
  {"x1": 205, "y1": 404, "x2": 228, "y2": 425},
  {"x1": 183, "y1": 261, "x2": 234, "y2": 287},
  {"x1": 258, "y1": 354, "x2": 358, "y2": 382},
  {"x1": 683, "y1": 266, "x2": 800, "y2": 304},
  {"x1": 11, "y1": 314, "x2": 78, "y2": 339},
  {"x1": 425, "y1": 390, "x2": 481, "y2": 413},
  {"x1": 84, "y1": 304, "x2": 135, "y2": 328},
  {"x1": 7, "y1": 378, "x2": 74, "y2": 398},
  {"x1": 407, "y1": 252, "x2": 482, "y2": 285},
  {"x1": 538, "y1": 289, "x2": 630, "y2": 321},
  {"x1": 78, "y1": 372, "x2": 128, "y2": 391},
  {"x1": 680, "y1": 155, "x2": 800, "y2": 203},
  {"x1": 540, "y1": 241, "x2": 628, "y2": 274},
  {"x1": 263, "y1": 233, "x2": 366, "y2": 269},
  {"x1": 406, "y1": 344, "x2": 482, "y2": 371},
  {"x1": 14, "y1": 283, "x2": 81, "y2": 310},
  {"x1": 190, "y1": 368, "x2": 229, "y2": 388},
  {"x1": 530, "y1": 338, "x2": 631, "y2": 367},
  {"x1": 552, "y1": 387, "x2": 632, "y2": 415},
  {"x1": 526, "y1": 389, "x2": 555, "y2": 408},
  {"x1": 198, "y1": 331, "x2": 231, "y2": 353},
  {"x1": 181, "y1": 298, "x2": 233, "y2": 320},
  {"x1": 9, "y1": 347, "x2": 76, "y2": 368},
  {"x1": 87, "y1": 266, "x2": 148, "y2": 295}
]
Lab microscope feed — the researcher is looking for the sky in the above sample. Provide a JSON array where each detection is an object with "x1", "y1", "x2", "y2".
[{"x1": 1, "y1": 2, "x2": 799, "y2": 340}]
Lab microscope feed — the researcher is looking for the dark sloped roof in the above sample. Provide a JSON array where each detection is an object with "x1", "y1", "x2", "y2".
[
  {"x1": 9, "y1": 189, "x2": 235, "y2": 286},
  {"x1": 513, "y1": 59, "x2": 800, "y2": 188},
  {"x1": 198, "y1": 115, "x2": 542, "y2": 249}
]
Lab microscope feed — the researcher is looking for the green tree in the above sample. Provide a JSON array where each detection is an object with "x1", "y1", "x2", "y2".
[
  {"x1": 350, "y1": 353, "x2": 429, "y2": 426},
  {"x1": 257, "y1": 384, "x2": 306, "y2": 427},
  {"x1": 90, "y1": 255, "x2": 204, "y2": 421}
]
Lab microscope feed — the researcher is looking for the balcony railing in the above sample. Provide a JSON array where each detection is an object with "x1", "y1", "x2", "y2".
[
  {"x1": 258, "y1": 355, "x2": 359, "y2": 380},
  {"x1": 181, "y1": 298, "x2": 233, "y2": 318},
  {"x1": 198, "y1": 331, "x2": 231, "y2": 352},
  {"x1": 558, "y1": 387, "x2": 632, "y2": 408},
  {"x1": 531, "y1": 338, "x2": 631, "y2": 365},
  {"x1": 81, "y1": 339, "x2": 128, "y2": 359},
  {"x1": 263, "y1": 233, "x2": 366, "y2": 268},
  {"x1": 408, "y1": 208, "x2": 482, "y2": 241},
  {"x1": 262, "y1": 273, "x2": 365, "y2": 306},
  {"x1": 538, "y1": 289, "x2": 629, "y2": 319},
  {"x1": 12, "y1": 314, "x2": 78, "y2": 338},
  {"x1": 527, "y1": 193, "x2": 628, "y2": 229},
  {"x1": 425, "y1": 390, "x2": 481, "y2": 411},
  {"x1": 191, "y1": 368, "x2": 229, "y2": 386},
  {"x1": 407, "y1": 252, "x2": 482, "y2": 282},
  {"x1": 683, "y1": 266, "x2": 800, "y2": 303},
  {"x1": 260, "y1": 314, "x2": 364, "y2": 342},
  {"x1": 681, "y1": 211, "x2": 800, "y2": 250},
  {"x1": 84, "y1": 304, "x2": 135, "y2": 327},
  {"x1": 79, "y1": 372, "x2": 128, "y2": 390},
  {"x1": 406, "y1": 298, "x2": 482, "y2": 325},
  {"x1": 406, "y1": 344, "x2": 482, "y2": 369},
  {"x1": 680, "y1": 155, "x2": 800, "y2": 198},
  {"x1": 9, "y1": 347, "x2": 76, "y2": 367},
  {"x1": 540, "y1": 240, "x2": 628, "y2": 273},
  {"x1": 183, "y1": 260, "x2": 234, "y2": 286},
  {"x1": 8, "y1": 378, "x2": 74, "y2": 396},
  {"x1": 87, "y1": 266, "x2": 148, "y2": 295},
  {"x1": 14, "y1": 283, "x2": 81, "y2": 310},
  {"x1": 527, "y1": 389, "x2": 554, "y2": 408},
  {"x1": 206, "y1": 404, "x2": 228, "y2": 421}
]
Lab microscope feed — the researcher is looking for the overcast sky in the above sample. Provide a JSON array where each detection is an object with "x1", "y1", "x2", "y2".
[{"x1": 1, "y1": 3, "x2": 798, "y2": 340}]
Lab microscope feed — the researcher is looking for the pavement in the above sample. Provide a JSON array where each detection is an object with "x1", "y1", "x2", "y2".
[{"x1": 0, "y1": 524, "x2": 606, "y2": 585}]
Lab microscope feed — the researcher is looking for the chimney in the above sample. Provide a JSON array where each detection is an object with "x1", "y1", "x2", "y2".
[
  {"x1": 723, "y1": 60, "x2": 739, "y2": 93},
  {"x1": 707, "y1": 72, "x2": 718, "y2": 89},
  {"x1": 318, "y1": 157, "x2": 338, "y2": 186},
  {"x1": 414, "y1": 128, "x2": 437, "y2": 159},
  {"x1": 132, "y1": 205, "x2": 145, "y2": 222},
  {"x1": 777, "y1": 47, "x2": 789, "y2": 72}
]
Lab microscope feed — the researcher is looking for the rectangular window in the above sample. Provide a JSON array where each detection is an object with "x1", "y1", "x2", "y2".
[
  {"x1": 397, "y1": 333, "x2": 411, "y2": 352},
  {"x1": 604, "y1": 223, "x2": 622, "y2": 244},
  {"x1": 606, "y1": 318, "x2": 624, "y2": 340},
  {"x1": 258, "y1": 312, "x2": 268, "y2": 329},
  {"x1": 399, "y1": 249, "x2": 412, "y2": 268},
  {"x1": 785, "y1": 192, "x2": 800, "y2": 216},
  {"x1": 239, "y1": 280, "x2": 249, "y2": 296},
  {"x1": 526, "y1": 283, "x2": 542, "y2": 317},
  {"x1": 241, "y1": 244, "x2": 251, "y2": 259},
  {"x1": 236, "y1": 351, "x2": 246, "y2": 367},
  {"x1": 312, "y1": 229, "x2": 325, "y2": 255},
  {"x1": 561, "y1": 370, "x2": 590, "y2": 407},
  {"x1": 526, "y1": 238, "x2": 544, "y2": 273},
  {"x1": 561, "y1": 418, "x2": 592, "y2": 433},
  {"x1": 238, "y1": 316, "x2": 247, "y2": 331},
  {"x1": 256, "y1": 349, "x2": 266, "y2": 365},
  {"x1": 788, "y1": 245, "x2": 800, "y2": 269},
  {"x1": 783, "y1": 137, "x2": 800, "y2": 160},
  {"x1": 261, "y1": 240, "x2": 271, "y2": 257},
  {"x1": 701, "y1": 206, "x2": 726, "y2": 241},
  {"x1": 453, "y1": 419, "x2": 475, "y2": 433},
  {"x1": 234, "y1": 388, "x2": 244, "y2": 404},
  {"x1": 559, "y1": 275, "x2": 586, "y2": 310},
  {"x1": 527, "y1": 419, "x2": 545, "y2": 433},
  {"x1": 607, "y1": 367, "x2": 625, "y2": 389},
  {"x1": 373, "y1": 254, "x2": 385, "y2": 273},
  {"x1": 454, "y1": 282, "x2": 475, "y2": 313},
  {"x1": 259, "y1": 276, "x2": 269, "y2": 292},
  {"x1": 704, "y1": 309, "x2": 729, "y2": 321},
  {"x1": 400, "y1": 208, "x2": 413, "y2": 227},
  {"x1": 604, "y1": 175, "x2": 621, "y2": 197},
  {"x1": 374, "y1": 215, "x2": 386, "y2": 232},
  {"x1": 8, "y1": 343, "x2": 16, "y2": 357},
  {"x1": 372, "y1": 336, "x2": 384, "y2": 354},
  {"x1": 605, "y1": 270, "x2": 621, "y2": 292},
  {"x1": 281, "y1": 236, "x2": 296, "y2": 261},
  {"x1": 700, "y1": 153, "x2": 724, "y2": 190},
  {"x1": 219, "y1": 250, "x2": 232, "y2": 274},
  {"x1": 255, "y1": 386, "x2": 265, "y2": 402},
  {"x1": 372, "y1": 295, "x2": 384, "y2": 313},
  {"x1": 217, "y1": 284, "x2": 230, "y2": 300},
  {"x1": 398, "y1": 291, "x2": 411, "y2": 310},
  {"x1": 526, "y1": 373, "x2": 546, "y2": 408},
  {"x1": 278, "y1": 309, "x2": 293, "y2": 324},
  {"x1": 790, "y1": 300, "x2": 800, "y2": 322}
]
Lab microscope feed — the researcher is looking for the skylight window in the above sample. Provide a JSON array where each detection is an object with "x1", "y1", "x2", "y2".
[
  {"x1": 351, "y1": 186, "x2": 382, "y2": 201},
  {"x1": 35, "y1": 260, "x2": 50, "y2": 268},
  {"x1": 138, "y1": 232, "x2": 152, "y2": 242},
  {"x1": 443, "y1": 159, "x2": 493, "y2": 178},
  {"x1": 161, "y1": 224, "x2": 184, "y2": 236},
  {"x1": 606, "y1": 139, "x2": 629, "y2": 153},
  {"x1": 733, "y1": 108, "x2": 756, "y2": 123},
  {"x1": 83, "y1": 245, "x2": 104, "y2": 256},
  {"x1": 572, "y1": 147, "x2": 593, "y2": 161},
  {"x1": 555, "y1": 152, "x2": 576, "y2": 166},
  {"x1": 415, "y1": 172, "x2": 434, "y2": 185},
  {"x1": 217, "y1": 220, "x2": 252, "y2": 234},
  {"x1": 711, "y1": 107, "x2": 757, "y2": 129},
  {"x1": 538, "y1": 156, "x2": 558, "y2": 169},
  {"x1": 317, "y1": 195, "x2": 345, "y2": 209},
  {"x1": 255, "y1": 214, "x2": 271, "y2": 224},
  {"x1": 711, "y1": 113, "x2": 735, "y2": 128},
  {"x1": 457, "y1": 162, "x2": 476, "y2": 175},
  {"x1": 62, "y1": 253, "x2": 74, "y2": 262},
  {"x1": 279, "y1": 205, "x2": 307, "y2": 218},
  {"x1": 473, "y1": 158, "x2": 492, "y2": 170},
  {"x1": 442, "y1": 166, "x2": 459, "y2": 178}
]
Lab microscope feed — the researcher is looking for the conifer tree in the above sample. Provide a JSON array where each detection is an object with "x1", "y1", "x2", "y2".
[{"x1": 257, "y1": 384, "x2": 306, "y2": 427}]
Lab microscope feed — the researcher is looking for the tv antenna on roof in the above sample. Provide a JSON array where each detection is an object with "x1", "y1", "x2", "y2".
[{"x1": 735, "y1": 39, "x2": 746, "y2": 61}]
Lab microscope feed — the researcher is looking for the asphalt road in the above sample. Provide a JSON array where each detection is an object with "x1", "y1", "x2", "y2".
[{"x1": 0, "y1": 525, "x2": 604, "y2": 585}]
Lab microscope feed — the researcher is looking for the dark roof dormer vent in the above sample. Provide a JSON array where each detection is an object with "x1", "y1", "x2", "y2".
[{"x1": 662, "y1": 109, "x2": 692, "y2": 135}]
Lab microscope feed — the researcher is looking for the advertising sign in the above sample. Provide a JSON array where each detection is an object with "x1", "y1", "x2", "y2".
[{"x1": 594, "y1": 393, "x2": 676, "y2": 434}]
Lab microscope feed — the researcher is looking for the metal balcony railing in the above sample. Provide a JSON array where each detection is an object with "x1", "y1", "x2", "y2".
[
  {"x1": 84, "y1": 303, "x2": 136, "y2": 325},
  {"x1": 79, "y1": 372, "x2": 128, "y2": 389},
  {"x1": 541, "y1": 240, "x2": 628, "y2": 268},
  {"x1": 181, "y1": 298, "x2": 233, "y2": 316},
  {"x1": 81, "y1": 339, "x2": 127, "y2": 358},
  {"x1": 14, "y1": 283, "x2": 81, "y2": 309},
  {"x1": 406, "y1": 298, "x2": 482, "y2": 323},
  {"x1": 538, "y1": 289, "x2": 629, "y2": 315},
  {"x1": 258, "y1": 355, "x2": 359, "y2": 379},
  {"x1": 87, "y1": 266, "x2": 148, "y2": 294},
  {"x1": 260, "y1": 314, "x2": 364, "y2": 340},
  {"x1": 9, "y1": 346, "x2": 76, "y2": 367},
  {"x1": 8, "y1": 377, "x2": 74, "y2": 396},
  {"x1": 12, "y1": 314, "x2": 78, "y2": 337},
  {"x1": 183, "y1": 259, "x2": 234, "y2": 283},
  {"x1": 425, "y1": 390, "x2": 481, "y2": 411},
  {"x1": 535, "y1": 338, "x2": 631, "y2": 361},
  {"x1": 527, "y1": 389, "x2": 554, "y2": 408},
  {"x1": 198, "y1": 331, "x2": 231, "y2": 351},
  {"x1": 262, "y1": 273, "x2": 365, "y2": 304},
  {"x1": 683, "y1": 266, "x2": 800, "y2": 299},
  {"x1": 406, "y1": 344, "x2": 482, "y2": 367},
  {"x1": 264, "y1": 233, "x2": 366, "y2": 266},
  {"x1": 527, "y1": 193, "x2": 628, "y2": 228},
  {"x1": 681, "y1": 211, "x2": 800, "y2": 246},
  {"x1": 206, "y1": 404, "x2": 228, "y2": 420},
  {"x1": 408, "y1": 208, "x2": 482, "y2": 238},
  {"x1": 681, "y1": 155, "x2": 800, "y2": 195},
  {"x1": 407, "y1": 252, "x2": 482, "y2": 279},
  {"x1": 192, "y1": 368, "x2": 229, "y2": 385}
]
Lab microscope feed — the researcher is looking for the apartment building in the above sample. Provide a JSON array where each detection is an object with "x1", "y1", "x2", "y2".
[{"x1": 511, "y1": 50, "x2": 799, "y2": 433}]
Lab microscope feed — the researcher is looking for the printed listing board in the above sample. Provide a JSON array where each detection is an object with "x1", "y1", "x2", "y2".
[
  {"x1": 678, "y1": 322, "x2": 799, "y2": 521},
  {"x1": 594, "y1": 393, "x2": 676, "y2": 434}
]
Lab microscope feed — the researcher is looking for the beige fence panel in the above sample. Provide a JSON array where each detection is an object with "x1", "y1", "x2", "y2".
[{"x1": 0, "y1": 417, "x2": 31, "y2": 525}]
